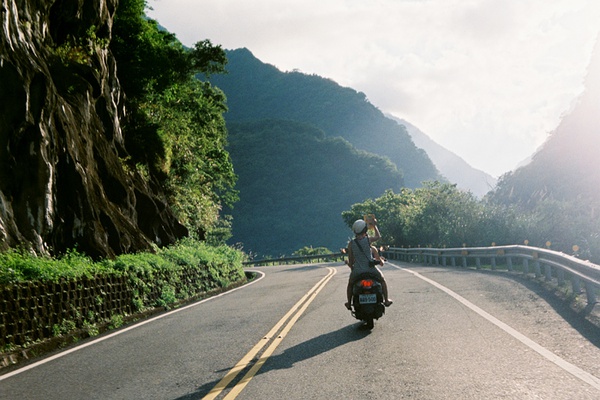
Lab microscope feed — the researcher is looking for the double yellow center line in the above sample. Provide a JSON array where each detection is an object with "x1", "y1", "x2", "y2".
[{"x1": 203, "y1": 266, "x2": 337, "y2": 400}]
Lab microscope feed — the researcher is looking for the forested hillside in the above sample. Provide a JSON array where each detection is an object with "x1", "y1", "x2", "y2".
[
  {"x1": 205, "y1": 47, "x2": 445, "y2": 256},
  {"x1": 209, "y1": 48, "x2": 442, "y2": 188},
  {"x1": 225, "y1": 120, "x2": 403, "y2": 256}
]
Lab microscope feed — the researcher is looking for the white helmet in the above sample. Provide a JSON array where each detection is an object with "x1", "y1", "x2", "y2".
[{"x1": 352, "y1": 219, "x2": 368, "y2": 234}]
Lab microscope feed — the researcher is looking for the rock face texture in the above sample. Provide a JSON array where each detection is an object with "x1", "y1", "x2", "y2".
[{"x1": 0, "y1": 0, "x2": 187, "y2": 258}]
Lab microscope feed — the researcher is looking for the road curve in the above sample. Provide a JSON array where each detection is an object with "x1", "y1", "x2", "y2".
[{"x1": 1, "y1": 261, "x2": 600, "y2": 399}]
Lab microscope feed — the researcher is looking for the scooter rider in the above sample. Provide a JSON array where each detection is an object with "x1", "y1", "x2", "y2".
[{"x1": 345, "y1": 218, "x2": 393, "y2": 310}]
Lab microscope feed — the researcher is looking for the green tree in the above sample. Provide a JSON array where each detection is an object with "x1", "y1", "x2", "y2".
[
  {"x1": 342, "y1": 189, "x2": 415, "y2": 246},
  {"x1": 111, "y1": 0, "x2": 236, "y2": 240},
  {"x1": 344, "y1": 182, "x2": 489, "y2": 248},
  {"x1": 402, "y1": 182, "x2": 477, "y2": 247}
]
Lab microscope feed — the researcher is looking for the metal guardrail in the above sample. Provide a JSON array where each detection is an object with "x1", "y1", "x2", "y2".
[
  {"x1": 383, "y1": 245, "x2": 600, "y2": 305},
  {"x1": 243, "y1": 252, "x2": 345, "y2": 267}
]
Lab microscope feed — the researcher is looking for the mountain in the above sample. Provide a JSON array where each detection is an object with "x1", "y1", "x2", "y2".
[
  {"x1": 489, "y1": 35, "x2": 600, "y2": 207},
  {"x1": 209, "y1": 48, "x2": 442, "y2": 188},
  {"x1": 389, "y1": 116, "x2": 497, "y2": 197},
  {"x1": 206, "y1": 48, "x2": 445, "y2": 256},
  {"x1": 225, "y1": 120, "x2": 404, "y2": 256}
]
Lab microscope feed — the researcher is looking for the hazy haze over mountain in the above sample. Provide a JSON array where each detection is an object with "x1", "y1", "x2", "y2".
[{"x1": 388, "y1": 116, "x2": 498, "y2": 197}]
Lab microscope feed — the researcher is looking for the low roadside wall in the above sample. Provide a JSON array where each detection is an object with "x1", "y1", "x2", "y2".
[{"x1": 0, "y1": 266, "x2": 246, "y2": 368}]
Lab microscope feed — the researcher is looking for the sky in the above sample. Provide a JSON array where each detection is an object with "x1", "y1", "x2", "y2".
[{"x1": 147, "y1": 0, "x2": 600, "y2": 178}]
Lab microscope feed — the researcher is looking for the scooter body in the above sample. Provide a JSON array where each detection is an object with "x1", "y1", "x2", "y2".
[{"x1": 351, "y1": 272, "x2": 385, "y2": 329}]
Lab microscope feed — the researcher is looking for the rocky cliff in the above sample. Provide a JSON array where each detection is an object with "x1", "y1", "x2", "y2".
[{"x1": 0, "y1": 0, "x2": 187, "y2": 258}]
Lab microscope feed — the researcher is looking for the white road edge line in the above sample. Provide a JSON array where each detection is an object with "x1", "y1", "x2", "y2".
[
  {"x1": 0, "y1": 270, "x2": 266, "y2": 381},
  {"x1": 390, "y1": 263, "x2": 600, "y2": 391}
]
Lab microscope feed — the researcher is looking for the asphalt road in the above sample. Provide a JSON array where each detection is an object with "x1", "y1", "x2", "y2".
[{"x1": 2, "y1": 261, "x2": 600, "y2": 399}]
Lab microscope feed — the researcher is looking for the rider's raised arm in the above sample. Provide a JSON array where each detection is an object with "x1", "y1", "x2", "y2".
[{"x1": 369, "y1": 222, "x2": 381, "y2": 243}]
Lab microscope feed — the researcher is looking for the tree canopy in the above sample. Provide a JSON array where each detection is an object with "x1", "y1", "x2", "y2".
[{"x1": 111, "y1": 0, "x2": 237, "y2": 241}]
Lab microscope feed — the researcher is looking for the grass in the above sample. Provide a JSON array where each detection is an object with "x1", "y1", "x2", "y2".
[
  {"x1": 0, "y1": 239, "x2": 248, "y2": 365},
  {"x1": 0, "y1": 238, "x2": 245, "y2": 286}
]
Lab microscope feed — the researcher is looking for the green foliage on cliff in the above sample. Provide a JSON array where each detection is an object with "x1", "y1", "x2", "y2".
[{"x1": 111, "y1": 0, "x2": 237, "y2": 240}]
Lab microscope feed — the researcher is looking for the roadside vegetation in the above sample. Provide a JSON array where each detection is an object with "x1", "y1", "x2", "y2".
[
  {"x1": 111, "y1": 0, "x2": 237, "y2": 242},
  {"x1": 0, "y1": 238, "x2": 245, "y2": 290},
  {"x1": 343, "y1": 181, "x2": 600, "y2": 264},
  {"x1": 0, "y1": 239, "x2": 246, "y2": 360},
  {"x1": 0, "y1": 241, "x2": 329, "y2": 287}
]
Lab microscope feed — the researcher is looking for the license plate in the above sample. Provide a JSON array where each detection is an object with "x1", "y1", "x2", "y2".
[{"x1": 359, "y1": 294, "x2": 377, "y2": 304}]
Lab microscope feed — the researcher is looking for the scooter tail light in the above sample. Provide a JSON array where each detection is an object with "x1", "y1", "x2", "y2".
[{"x1": 360, "y1": 279, "x2": 374, "y2": 288}]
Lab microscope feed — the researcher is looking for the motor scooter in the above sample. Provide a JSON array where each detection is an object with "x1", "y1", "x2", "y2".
[{"x1": 351, "y1": 272, "x2": 385, "y2": 329}]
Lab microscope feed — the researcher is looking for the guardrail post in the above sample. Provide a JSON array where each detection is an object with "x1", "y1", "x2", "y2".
[
  {"x1": 462, "y1": 256, "x2": 467, "y2": 268},
  {"x1": 476, "y1": 257, "x2": 481, "y2": 269},
  {"x1": 491, "y1": 257, "x2": 496, "y2": 270},
  {"x1": 572, "y1": 275, "x2": 581, "y2": 294},
  {"x1": 451, "y1": 257, "x2": 456, "y2": 267},
  {"x1": 523, "y1": 258, "x2": 529, "y2": 274},
  {"x1": 585, "y1": 281, "x2": 597, "y2": 305},
  {"x1": 545, "y1": 264, "x2": 552, "y2": 281},
  {"x1": 557, "y1": 269, "x2": 565, "y2": 285},
  {"x1": 506, "y1": 257, "x2": 513, "y2": 271},
  {"x1": 534, "y1": 261, "x2": 541, "y2": 278},
  {"x1": 442, "y1": 256, "x2": 447, "y2": 267}
]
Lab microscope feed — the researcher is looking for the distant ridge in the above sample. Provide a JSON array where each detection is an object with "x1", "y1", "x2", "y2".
[
  {"x1": 210, "y1": 48, "x2": 442, "y2": 188},
  {"x1": 389, "y1": 116, "x2": 497, "y2": 197}
]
